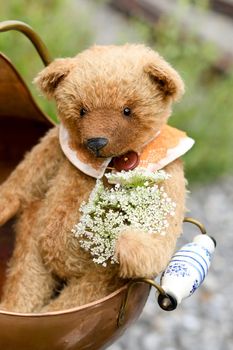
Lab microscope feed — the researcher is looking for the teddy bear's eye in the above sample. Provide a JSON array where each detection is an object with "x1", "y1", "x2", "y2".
[
  {"x1": 123, "y1": 107, "x2": 131, "y2": 117},
  {"x1": 80, "y1": 108, "x2": 87, "y2": 117}
]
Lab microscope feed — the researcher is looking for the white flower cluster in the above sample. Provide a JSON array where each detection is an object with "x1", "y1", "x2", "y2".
[
  {"x1": 106, "y1": 168, "x2": 170, "y2": 187},
  {"x1": 72, "y1": 169, "x2": 176, "y2": 267}
]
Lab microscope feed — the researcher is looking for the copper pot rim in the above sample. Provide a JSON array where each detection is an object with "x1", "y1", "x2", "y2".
[{"x1": 0, "y1": 282, "x2": 129, "y2": 318}]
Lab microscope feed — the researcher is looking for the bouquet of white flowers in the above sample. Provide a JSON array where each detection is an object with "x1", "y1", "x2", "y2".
[{"x1": 72, "y1": 169, "x2": 176, "y2": 266}]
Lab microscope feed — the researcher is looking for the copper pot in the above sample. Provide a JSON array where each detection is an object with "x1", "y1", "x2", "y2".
[
  {"x1": 0, "y1": 281, "x2": 149, "y2": 350},
  {"x1": 0, "y1": 25, "x2": 151, "y2": 349}
]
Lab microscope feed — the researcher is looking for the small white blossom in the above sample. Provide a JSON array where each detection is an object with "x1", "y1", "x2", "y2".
[
  {"x1": 72, "y1": 169, "x2": 176, "y2": 267},
  {"x1": 106, "y1": 168, "x2": 170, "y2": 187}
]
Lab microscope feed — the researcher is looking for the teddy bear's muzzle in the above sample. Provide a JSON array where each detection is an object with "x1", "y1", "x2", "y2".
[{"x1": 86, "y1": 137, "x2": 109, "y2": 155}]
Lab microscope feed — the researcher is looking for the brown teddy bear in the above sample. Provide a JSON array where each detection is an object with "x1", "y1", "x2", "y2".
[{"x1": 0, "y1": 44, "x2": 193, "y2": 313}]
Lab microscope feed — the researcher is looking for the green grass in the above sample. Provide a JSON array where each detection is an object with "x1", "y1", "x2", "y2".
[{"x1": 0, "y1": 0, "x2": 232, "y2": 183}]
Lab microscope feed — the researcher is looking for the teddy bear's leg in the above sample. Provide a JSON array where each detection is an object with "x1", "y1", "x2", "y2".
[
  {"x1": 0, "y1": 126, "x2": 62, "y2": 226},
  {"x1": 0, "y1": 202, "x2": 56, "y2": 313},
  {"x1": 115, "y1": 159, "x2": 186, "y2": 279},
  {"x1": 41, "y1": 272, "x2": 121, "y2": 312}
]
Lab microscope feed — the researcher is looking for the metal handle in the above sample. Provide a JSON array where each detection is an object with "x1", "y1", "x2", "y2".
[
  {"x1": 117, "y1": 278, "x2": 175, "y2": 327},
  {"x1": 183, "y1": 217, "x2": 207, "y2": 234},
  {"x1": 0, "y1": 20, "x2": 52, "y2": 66},
  {"x1": 183, "y1": 216, "x2": 216, "y2": 246},
  {"x1": 117, "y1": 217, "x2": 209, "y2": 326}
]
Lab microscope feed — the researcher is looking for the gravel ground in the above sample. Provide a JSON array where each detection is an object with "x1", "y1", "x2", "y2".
[{"x1": 109, "y1": 177, "x2": 233, "y2": 350}]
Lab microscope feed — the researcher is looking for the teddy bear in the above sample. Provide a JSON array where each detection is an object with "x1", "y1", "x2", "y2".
[{"x1": 0, "y1": 44, "x2": 193, "y2": 313}]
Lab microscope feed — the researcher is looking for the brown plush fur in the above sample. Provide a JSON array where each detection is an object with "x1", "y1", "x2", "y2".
[{"x1": 0, "y1": 44, "x2": 186, "y2": 313}]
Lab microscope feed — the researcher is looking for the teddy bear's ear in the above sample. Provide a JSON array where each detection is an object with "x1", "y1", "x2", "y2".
[
  {"x1": 34, "y1": 58, "x2": 75, "y2": 98},
  {"x1": 144, "y1": 62, "x2": 185, "y2": 101}
]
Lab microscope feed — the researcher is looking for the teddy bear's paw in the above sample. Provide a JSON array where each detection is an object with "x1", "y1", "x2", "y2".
[
  {"x1": 115, "y1": 228, "x2": 168, "y2": 279},
  {"x1": 0, "y1": 194, "x2": 20, "y2": 226}
]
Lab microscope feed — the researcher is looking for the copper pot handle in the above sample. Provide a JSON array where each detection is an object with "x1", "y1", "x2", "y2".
[
  {"x1": 117, "y1": 217, "x2": 209, "y2": 327},
  {"x1": 0, "y1": 20, "x2": 52, "y2": 66},
  {"x1": 117, "y1": 278, "x2": 166, "y2": 327}
]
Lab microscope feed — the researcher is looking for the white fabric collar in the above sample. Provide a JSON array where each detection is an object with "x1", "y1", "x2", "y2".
[
  {"x1": 59, "y1": 124, "x2": 112, "y2": 178},
  {"x1": 59, "y1": 124, "x2": 194, "y2": 179}
]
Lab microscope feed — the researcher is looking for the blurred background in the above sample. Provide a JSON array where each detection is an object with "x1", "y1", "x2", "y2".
[{"x1": 0, "y1": 1, "x2": 232, "y2": 349}]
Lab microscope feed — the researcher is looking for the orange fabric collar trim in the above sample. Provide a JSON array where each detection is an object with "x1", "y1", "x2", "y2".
[
  {"x1": 59, "y1": 124, "x2": 194, "y2": 178},
  {"x1": 138, "y1": 125, "x2": 194, "y2": 172}
]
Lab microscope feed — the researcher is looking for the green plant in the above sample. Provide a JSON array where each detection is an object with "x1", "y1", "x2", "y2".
[
  {"x1": 152, "y1": 16, "x2": 233, "y2": 183},
  {"x1": 0, "y1": 0, "x2": 93, "y2": 119}
]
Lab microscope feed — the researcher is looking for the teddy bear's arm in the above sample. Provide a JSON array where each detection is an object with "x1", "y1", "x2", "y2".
[
  {"x1": 0, "y1": 202, "x2": 56, "y2": 313},
  {"x1": 38, "y1": 160, "x2": 96, "y2": 272},
  {"x1": 115, "y1": 159, "x2": 186, "y2": 278},
  {"x1": 0, "y1": 126, "x2": 63, "y2": 226}
]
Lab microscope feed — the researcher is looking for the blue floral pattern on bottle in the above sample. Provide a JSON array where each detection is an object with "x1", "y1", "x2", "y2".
[
  {"x1": 160, "y1": 234, "x2": 215, "y2": 306},
  {"x1": 164, "y1": 262, "x2": 191, "y2": 278},
  {"x1": 189, "y1": 279, "x2": 199, "y2": 295}
]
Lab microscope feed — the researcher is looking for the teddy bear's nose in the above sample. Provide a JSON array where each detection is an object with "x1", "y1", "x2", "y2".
[{"x1": 86, "y1": 138, "x2": 108, "y2": 152}]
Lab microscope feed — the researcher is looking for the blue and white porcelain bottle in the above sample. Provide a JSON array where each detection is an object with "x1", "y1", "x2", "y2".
[{"x1": 158, "y1": 233, "x2": 216, "y2": 310}]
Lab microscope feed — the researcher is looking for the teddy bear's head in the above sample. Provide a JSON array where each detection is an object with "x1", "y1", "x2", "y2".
[{"x1": 35, "y1": 44, "x2": 184, "y2": 158}]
